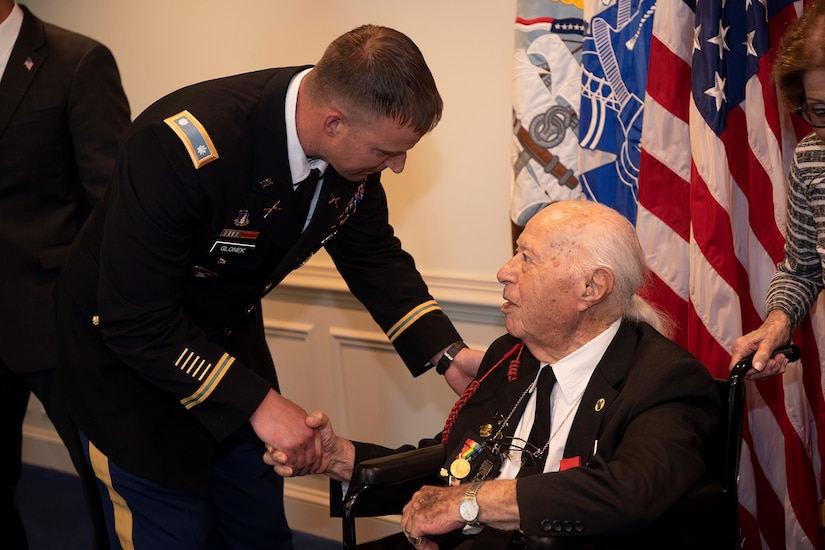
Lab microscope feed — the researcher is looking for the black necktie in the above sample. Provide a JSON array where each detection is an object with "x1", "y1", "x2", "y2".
[
  {"x1": 518, "y1": 365, "x2": 555, "y2": 478},
  {"x1": 293, "y1": 168, "x2": 320, "y2": 233}
]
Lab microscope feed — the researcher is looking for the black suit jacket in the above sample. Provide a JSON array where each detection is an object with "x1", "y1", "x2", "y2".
[
  {"x1": 0, "y1": 4, "x2": 130, "y2": 373},
  {"x1": 56, "y1": 66, "x2": 461, "y2": 492},
  {"x1": 340, "y1": 321, "x2": 719, "y2": 547}
]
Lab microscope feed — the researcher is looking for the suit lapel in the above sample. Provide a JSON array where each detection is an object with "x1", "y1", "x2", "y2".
[
  {"x1": 0, "y1": 7, "x2": 44, "y2": 138},
  {"x1": 245, "y1": 67, "x2": 304, "y2": 250},
  {"x1": 563, "y1": 321, "x2": 638, "y2": 461}
]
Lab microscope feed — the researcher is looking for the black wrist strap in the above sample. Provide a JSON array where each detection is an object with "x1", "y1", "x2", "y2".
[{"x1": 436, "y1": 340, "x2": 468, "y2": 375}]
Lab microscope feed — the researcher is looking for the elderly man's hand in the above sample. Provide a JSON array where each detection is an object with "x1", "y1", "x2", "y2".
[
  {"x1": 401, "y1": 484, "x2": 465, "y2": 548},
  {"x1": 401, "y1": 479, "x2": 520, "y2": 546}
]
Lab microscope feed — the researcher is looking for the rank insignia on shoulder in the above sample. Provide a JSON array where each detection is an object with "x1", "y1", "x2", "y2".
[{"x1": 163, "y1": 110, "x2": 219, "y2": 169}]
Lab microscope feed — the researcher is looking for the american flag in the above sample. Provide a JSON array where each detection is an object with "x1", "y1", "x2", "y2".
[
  {"x1": 638, "y1": 0, "x2": 823, "y2": 548},
  {"x1": 512, "y1": 0, "x2": 824, "y2": 547}
]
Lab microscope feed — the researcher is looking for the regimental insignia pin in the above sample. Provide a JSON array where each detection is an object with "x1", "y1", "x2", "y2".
[
  {"x1": 595, "y1": 398, "x2": 605, "y2": 412},
  {"x1": 479, "y1": 424, "x2": 493, "y2": 438},
  {"x1": 234, "y1": 209, "x2": 250, "y2": 227},
  {"x1": 328, "y1": 193, "x2": 341, "y2": 207}
]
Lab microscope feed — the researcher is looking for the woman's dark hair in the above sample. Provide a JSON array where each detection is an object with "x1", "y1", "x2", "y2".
[{"x1": 772, "y1": 0, "x2": 825, "y2": 108}]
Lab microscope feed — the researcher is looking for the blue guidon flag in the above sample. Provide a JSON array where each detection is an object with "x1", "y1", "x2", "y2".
[{"x1": 577, "y1": 0, "x2": 656, "y2": 224}]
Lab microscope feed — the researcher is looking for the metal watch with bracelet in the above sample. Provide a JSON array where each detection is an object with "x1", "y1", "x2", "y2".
[
  {"x1": 436, "y1": 340, "x2": 468, "y2": 375},
  {"x1": 459, "y1": 481, "x2": 483, "y2": 526}
]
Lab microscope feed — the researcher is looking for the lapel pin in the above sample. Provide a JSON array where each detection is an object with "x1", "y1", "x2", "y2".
[
  {"x1": 595, "y1": 398, "x2": 605, "y2": 412},
  {"x1": 24, "y1": 57, "x2": 34, "y2": 71},
  {"x1": 259, "y1": 178, "x2": 274, "y2": 188}
]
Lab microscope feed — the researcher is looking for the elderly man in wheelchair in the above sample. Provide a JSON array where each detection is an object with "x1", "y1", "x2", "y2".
[{"x1": 268, "y1": 200, "x2": 734, "y2": 549}]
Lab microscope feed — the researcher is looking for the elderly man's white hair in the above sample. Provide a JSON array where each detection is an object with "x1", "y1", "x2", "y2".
[{"x1": 543, "y1": 200, "x2": 674, "y2": 338}]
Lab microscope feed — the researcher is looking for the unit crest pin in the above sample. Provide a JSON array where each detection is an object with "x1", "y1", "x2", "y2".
[{"x1": 234, "y1": 209, "x2": 250, "y2": 227}]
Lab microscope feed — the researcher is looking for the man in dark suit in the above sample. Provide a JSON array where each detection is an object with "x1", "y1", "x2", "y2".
[
  {"x1": 275, "y1": 200, "x2": 719, "y2": 549},
  {"x1": 56, "y1": 24, "x2": 482, "y2": 550},
  {"x1": 0, "y1": 2, "x2": 130, "y2": 548}
]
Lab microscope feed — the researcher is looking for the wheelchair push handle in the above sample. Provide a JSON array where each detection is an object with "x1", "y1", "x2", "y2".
[{"x1": 730, "y1": 342, "x2": 801, "y2": 379}]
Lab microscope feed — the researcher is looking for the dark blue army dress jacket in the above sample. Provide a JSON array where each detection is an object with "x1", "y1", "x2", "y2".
[{"x1": 56, "y1": 66, "x2": 460, "y2": 492}]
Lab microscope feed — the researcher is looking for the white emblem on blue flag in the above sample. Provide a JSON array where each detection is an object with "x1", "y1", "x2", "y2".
[
  {"x1": 510, "y1": 0, "x2": 586, "y2": 227},
  {"x1": 578, "y1": 0, "x2": 656, "y2": 224}
]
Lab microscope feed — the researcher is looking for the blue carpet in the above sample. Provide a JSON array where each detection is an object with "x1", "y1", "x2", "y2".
[{"x1": 17, "y1": 463, "x2": 339, "y2": 549}]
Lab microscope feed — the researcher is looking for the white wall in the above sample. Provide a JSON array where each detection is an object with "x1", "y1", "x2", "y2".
[
  {"x1": 24, "y1": 0, "x2": 517, "y2": 280},
  {"x1": 21, "y1": 0, "x2": 516, "y2": 542}
]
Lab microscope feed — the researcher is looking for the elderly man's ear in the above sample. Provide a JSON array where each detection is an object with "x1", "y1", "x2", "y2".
[{"x1": 581, "y1": 268, "x2": 613, "y2": 304}]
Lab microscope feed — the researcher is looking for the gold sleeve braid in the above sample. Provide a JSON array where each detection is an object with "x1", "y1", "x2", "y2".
[
  {"x1": 385, "y1": 300, "x2": 441, "y2": 343},
  {"x1": 178, "y1": 350, "x2": 235, "y2": 410}
]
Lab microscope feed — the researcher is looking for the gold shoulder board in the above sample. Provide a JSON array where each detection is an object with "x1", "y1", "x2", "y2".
[{"x1": 163, "y1": 110, "x2": 219, "y2": 169}]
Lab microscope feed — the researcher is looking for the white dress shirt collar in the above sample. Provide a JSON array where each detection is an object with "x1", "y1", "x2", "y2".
[
  {"x1": 284, "y1": 67, "x2": 328, "y2": 186},
  {"x1": 551, "y1": 317, "x2": 622, "y2": 403},
  {"x1": 498, "y1": 318, "x2": 622, "y2": 479},
  {"x1": 0, "y1": 2, "x2": 24, "y2": 83}
]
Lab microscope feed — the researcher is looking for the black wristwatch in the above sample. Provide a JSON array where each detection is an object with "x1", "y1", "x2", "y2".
[{"x1": 436, "y1": 340, "x2": 468, "y2": 375}]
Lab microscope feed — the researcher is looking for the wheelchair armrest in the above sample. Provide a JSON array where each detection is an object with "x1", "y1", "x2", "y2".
[
  {"x1": 343, "y1": 445, "x2": 447, "y2": 548},
  {"x1": 353, "y1": 444, "x2": 447, "y2": 487}
]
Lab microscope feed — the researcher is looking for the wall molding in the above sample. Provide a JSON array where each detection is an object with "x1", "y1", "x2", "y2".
[
  {"x1": 22, "y1": 422, "x2": 75, "y2": 474},
  {"x1": 23, "y1": 266, "x2": 505, "y2": 544},
  {"x1": 275, "y1": 263, "x2": 505, "y2": 327}
]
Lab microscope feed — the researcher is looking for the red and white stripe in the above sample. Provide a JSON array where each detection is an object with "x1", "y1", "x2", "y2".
[{"x1": 638, "y1": 1, "x2": 823, "y2": 548}]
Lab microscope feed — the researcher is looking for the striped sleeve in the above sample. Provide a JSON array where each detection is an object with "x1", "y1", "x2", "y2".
[{"x1": 766, "y1": 135, "x2": 825, "y2": 329}]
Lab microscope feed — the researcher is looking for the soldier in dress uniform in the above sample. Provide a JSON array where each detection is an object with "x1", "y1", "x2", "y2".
[{"x1": 55, "y1": 24, "x2": 481, "y2": 550}]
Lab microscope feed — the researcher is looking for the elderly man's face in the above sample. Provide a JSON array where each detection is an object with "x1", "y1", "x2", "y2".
[{"x1": 496, "y1": 213, "x2": 587, "y2": 345}]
